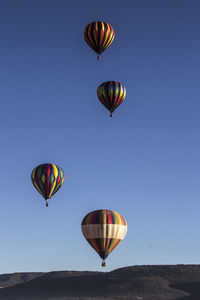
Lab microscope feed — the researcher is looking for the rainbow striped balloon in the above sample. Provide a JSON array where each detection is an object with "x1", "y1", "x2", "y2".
[
  {"x1": 82, "y1": 209, "x2": 127, "y2": 266},
  {"x1": 97, "y1": 81, "x2": 126, "y2": 117},
  {"x1": 31, "y1": 163, "x2": 65, "y2": 206},
  {"x1": 84, "y1": 21, "x2": 115, "y2": 60}
]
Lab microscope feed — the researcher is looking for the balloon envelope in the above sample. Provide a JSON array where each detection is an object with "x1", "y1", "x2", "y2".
[
  {"x1": 81, "y1": 209, "x2": 127, "y2": 265},
  {"x1": 84, "y1": 21, "x2": 115, "y2": 59},
  {"x1": 97, "y1": 81, "x2": 126, "y2": 117},
  {"x1": 31, "y1": 163, "x2": 65, "y2": 205}
]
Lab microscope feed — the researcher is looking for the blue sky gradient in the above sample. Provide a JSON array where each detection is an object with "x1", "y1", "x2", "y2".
[{"x1": 0, "y1": 0, "x2": 200, "y2": 273}]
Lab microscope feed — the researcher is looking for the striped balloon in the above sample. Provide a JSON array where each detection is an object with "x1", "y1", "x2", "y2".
[
  {"x1": 84, "y1": 21, "x2": 115, "y2": 60},
  {"x1": 31, "y1": 163, "x2": 65, "y2": 206},
  {"x1": 97, "y1": 81, "x2": 126, "y2": 117},
  {"x1": 81, "y1": 209, "x2": 127, "y2": 266}
]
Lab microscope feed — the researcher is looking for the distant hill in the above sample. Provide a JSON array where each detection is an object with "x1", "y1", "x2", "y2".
[
  {"x1": 0, "y1": 265, "x2": 200, "y2": 299},
  {"x1": 0, "y1": 272, "x2": 43, "y2": 288}
]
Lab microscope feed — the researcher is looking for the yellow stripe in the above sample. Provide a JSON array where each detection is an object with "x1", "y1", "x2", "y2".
[
  {"x1": 123, "y1": 87, "x2": 126, "y2": 99},
  {"x1": 119, "y1": 86, "x2": 124, "y2": 99},
  {"x1": 31, "y1": 168, "x2": 36, "y2": 180},
  {"x1": 116, "y1": 212, "x2": 122, "y2": 225},
  {"x1": 105, "y1": 35, "x2": 114, "y2": 49},
  {"x1": 52, "y1": 164, "x2": 58, "y2": 179},
  {"x1": 104, "y1": 30, "x2": 114, "y2": 49},
  {"x1": 101, "y1": 21, "x2": 104, "y2": 33},
  {"x1": 41, "y1": 174, "x2": 45, "y2": 183},
  {"x1": 48, "y1": 165, "x2": 58, "y2": 198},
  {"x1": 49, "y1": 180, "x2": 56, "y2": 198},
  {"x1": 104, "y1": 25, "x2": 114, "y2": 47},
  {"x1": 100, "y1": 22, "x2": 104, "y2": 45},
  {"x1": 33, "y1": 182, "x2": 44, "y2": 198},
  {"x1": 102, "y1": 28, "x2": 109, "y2": 48}
]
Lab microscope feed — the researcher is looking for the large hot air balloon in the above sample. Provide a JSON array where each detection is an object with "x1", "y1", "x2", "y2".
[
  {"x1": 97, "y1": 81, "x2": 126, "y2": 117},
  {"x1": 81, "y1": 209, "x2": 127, "y2": 267},
  {"x1": 84, "y1": 21, "x2": 115, "y2": 60},
  {"x1": 31, "y1": 163, "x2": 65, "y2": 207}
]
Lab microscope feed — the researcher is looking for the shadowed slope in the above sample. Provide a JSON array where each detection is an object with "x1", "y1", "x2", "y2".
[
  {"x1": 1, "y1": 265, "x2": 200, "y2": 299},
  {"x1": 0, "y1": 272, "x2": 43, "y2": 288},
  {"x1": 170, "y1": 282, "x2": 200, "y2": 300}
]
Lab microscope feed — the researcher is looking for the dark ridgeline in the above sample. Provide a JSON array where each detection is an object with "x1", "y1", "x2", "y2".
[{"x1": 0, "y1": 265, "x2": 200, "y2": 299}]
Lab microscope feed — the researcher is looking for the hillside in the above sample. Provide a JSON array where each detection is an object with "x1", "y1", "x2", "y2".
[
  {"x1": 0, "y1": 265, "x2": 200, "y2": 299},
  {"x1": 0, "y1": 272, "x2": 43, "y2": 288}
]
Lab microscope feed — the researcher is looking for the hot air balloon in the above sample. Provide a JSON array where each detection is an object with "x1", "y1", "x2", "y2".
[
  {"x1": 31, "y1": 163, "x2": 65, "y2": 207},
  {"x1": 97, "y1": 81, "x2": 126, "y2": 117},
  {"x1": 81, "y1": 209, "x2": 127, "y2": 267},
  {"x1": 84, "y1": 21, "x2": 115, "y2": 60}
]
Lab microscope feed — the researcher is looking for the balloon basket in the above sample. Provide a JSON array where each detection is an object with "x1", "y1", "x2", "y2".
[
  {"x1": 102, "y1": 261, "x2": 106, "y2": 267},
  {"x1": 110, "y1": 113, "x2": 113, "y2": 117},
  {"x1": 98, "y1": 55, "x2": 101, "y2": 60},
  {"x1": 46, "y1": 202, "x2": 48, "y2": 207}
]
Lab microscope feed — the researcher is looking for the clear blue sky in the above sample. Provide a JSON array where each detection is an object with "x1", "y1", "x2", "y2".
[{"x1": 0, "y1": 0, "x2": 200, "y2": 274}]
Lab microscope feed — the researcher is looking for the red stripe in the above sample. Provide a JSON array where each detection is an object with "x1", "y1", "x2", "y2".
[
  {"x1": 110, "y1": 82, "x2": 113, "y2": 102},
  {"x1": 91, "y1": 211, "x2": 97, "y2": 224},
  {"x1": 90, "y1": 238, "x2": 100, "y2": 253},
  {"x1": 107, "y1": 210, "x2": 112, "y2": 224},
  {"x1": 57, "y1": 175, "x2": 60, "y2": 184},
  {"x1": 95, "y1": 31, "x2": 98, "y2": 43},
  {"x1": 99, "y1": 22, "x2": 104, "y2": 46},
  {"x1": 105, "y1": 237, "x2": 110, "y2": 251},
  {"x1": 35, "y1": 176, "x2": 39, "y2": 184},
  {"x1": 114, "y1": 84, "x2": 118, "y2": 104},
  {"x1": 115, "y1": 87, "x2": 123, "y2": 106}
]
